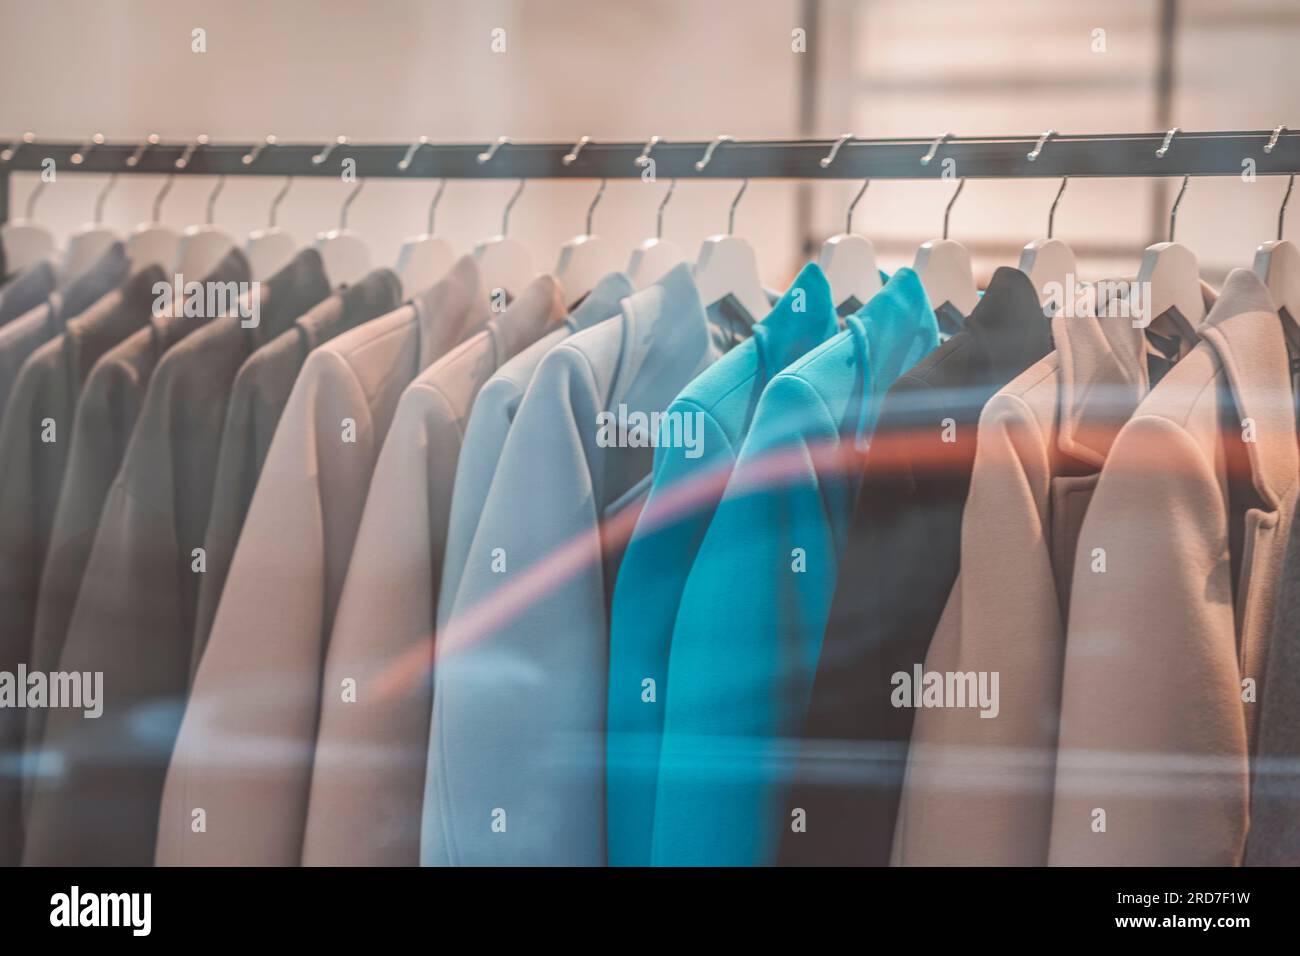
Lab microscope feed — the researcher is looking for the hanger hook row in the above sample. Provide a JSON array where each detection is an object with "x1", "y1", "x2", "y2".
[
  {"x1": 846, "y1": 178, "x2": 869, "y2": 234},
  {"x1": 427, "y1": 178, "x2": 447, "y2": 235},
  {"x1": 635, "y1": 135, "x2": 662, "y2": 168},
  {"x1": 398, "y1": 136, "x2": 430, "y2": 172},
  {"x1": 71, "y1": 131, "x2": 105, "y2": 166},
  {"x1": 943, "y1": 178, "x2": 966, "y2": 240},
  {"x1": 1265, "y1": 124, "x2": 1288, "y2": 155},
  {"x1": 820, "y1": 133, "x2": 854, "y2": 169},
  {"x1": 312, "y1": 134, "x2": 349, "y2": 166},
  {"x1": 339, "y1": 178, "x2": 364, "y2": 231},
  {"x1": 563, "y1": 135, "x2": 592, "y2": 167},
  {"x1": 477, "y1": 135, "x2": 512, "y2": 165},
  {"x1": 126, "y1": 133, "x2": 160, "y2": 168},
  {"x1": 269, "y1": 175, "x2": 292, "y2": 228},
  {"x1": 1278, "y1": 173, "x2": 1294, "y2": 242},
  {"x1": 920, "y1": 131, "x2": 952, "y2": 167},
  {"x1": 585, "y1": 177, "x2": 606, "y2": 235},
  {"x1": 502, "y1": 178, "x2": 526, "y2": 236},
  {"x1": 1048, "y1": 176, "x2": 1069, "y2": 239},
  {"x1": 695, "y1": 135, "x2": 734, "y2": 172},
  {"x1": 1168, "y1": 174, "x2": 1190, "y2": 242},
  {"x1": 175, "y1": 134, "x2": 209, "y2": 170},
  {"x1": 657, "y1": 177, "x2": 676, "y2": 240},
  {"x1": 0, "y1": 130, "x2": 35, "y2": 164},
  {"x1": 1155, "y1": 126, "x2": 1180, "y2": 159},
  {"x1": 1027, "y1": 128, "x2": 1056, "y2": 162},
  {"x1": 728, "y1": 178, "x2": 749, "y2": 235},
  {"x1": 243, "y1": 134, "x2": 278, "y2": 167}
]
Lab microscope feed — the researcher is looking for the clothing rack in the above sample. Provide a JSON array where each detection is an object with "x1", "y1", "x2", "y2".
[{"x1": 2, "y1": 129, "x2": 1299, "y2": 226}]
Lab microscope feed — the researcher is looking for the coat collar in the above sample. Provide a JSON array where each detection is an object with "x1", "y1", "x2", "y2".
[
  {"x1": 411, "y1": 255, "x2": 492, "y2": 368},
  {"x1": 1053, "y1": 279, "x2": 1213, "y2": 468},
  {"x1": 1198, "y1": 268, "x2": 1298, "y2": 509}
]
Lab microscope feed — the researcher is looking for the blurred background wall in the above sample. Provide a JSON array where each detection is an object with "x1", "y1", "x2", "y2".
[{"x1": 1, "y1": 0, "x2": 1297, "y2": 288}]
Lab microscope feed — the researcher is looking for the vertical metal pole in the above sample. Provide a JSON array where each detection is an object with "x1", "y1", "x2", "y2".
[
  {"x1": 0, "y1": 170, "x2": 9, "y2": 227},
  {"x1": 1150, "y1": 0, "x2": 1178, "y2": 243},
  {"x1": 795, "y1": 0, "x2": 820, "y2": 261}
]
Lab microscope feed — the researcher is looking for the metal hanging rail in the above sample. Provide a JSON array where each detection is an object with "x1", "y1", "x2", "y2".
[{"x1": 0, "y1": 129, "x2": 1297, "y2": 224}]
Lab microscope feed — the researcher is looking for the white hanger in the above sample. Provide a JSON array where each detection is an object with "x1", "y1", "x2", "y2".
[
  {"x1": 238, "y1": 137, "x2": 299, "y2": 281},
  {"x1": 307, "y1": 136, "x2": 372, "y2": 287},
  {"x1": 125, "y1": 136, "x2": 180, "y2": 271},
  {"x1": 1136, "y1": 130, "x2": 1207, "y2": 327},
  {"x1": 169, "y1": 137, "x2": 237, "y2": 280},
  {"x1": 471, "y1": 138, "x2": 536, "y2": 301},
  {"x1": 394, "y1": 140, "x2": 454, "y2": 294},
  {"x1": 692, "y1": 136, "x2": 770, "y2": 323},
  {"x1": 1017, "y1": 133, "x2": 1077, "y2": 316},
  {"x1": 0, "y1": 131, "x2": 56, "y2": 274},
  {"x1": 912, "y1": 133, "x2": 979, "y2": 318},
  {"x1": 1253, "y1": 128, "x2": 1300, "y2": 326},
  {"x1": 628, "y1": 174, "x2": 686, "y2": 289},
  {"x1": 815, "y1": 136, "x2": 881, "y2": 310},
  {"x1": 59, "y1": 134, "x2": 121, "y2": 285},
  {"x1": 552, "y1": 138, "x2": 620, "y2": 305}
]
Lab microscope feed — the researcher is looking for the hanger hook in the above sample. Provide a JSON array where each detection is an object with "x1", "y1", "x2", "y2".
[
  {"x1": 635, "y1": 135, "x2": 662, "y2": 169},
  {"x1": 0, "y1": 131, "x2": 35, "y2": 165},
  {"x1": 477, "y1": 136, "x2": 512, "y2": 165},
  {"x1": 1027, "y1": 128, "x2": 1056, "y2": 162},
  {"x1": 1047, "y1": 176, "x2": 1069, "y2": 239},
  {"x1": 339, "y1": 178, "x2": 364, "y2": 231},
  {"x1": 206, "y1": 174, "x2": 226, "y2": 226},
  {"x1": 427, "y1": 178, "x2": 446, "y2": 235},
  {"x1": 398, "y1": 135, "x2": 430, "y2": 172},
  {"x1": 657, "y1": 178, "x2": 676, "y2": 240},
  {"x1": 585, "y1": 177, "x2": 606, "y2": 235},
  {"x1": 563, "y1": 135, "x2": 592, "y2": 167},
  {"x1": 502, "y1": 178, "x2": 526, "y2": 235},
  {"x1": 846, "y1": 178, "x2": 869, "y2": 234},
  {"x1": 1155, "y1": 126, "x2": 1180, "y2": 159},
  {"x1": 1168, "y1": 174, "x2": 1190, "y2": 242},
  {"x1": 71, "y1": 131, "x2": 105, "y2": 166},
  {"x1": 728, "y1": 178, "x2": 749, "y2": 235},
  {"x1": 943, "y1": 178, "x2": 966, "y2": 240},
  {"x1": 1265, "y1": 124, "x2": 1288, "y2": 155},
  {"x1": 1278, "y1": 173, "x2": 1295, "y2": 241},
  {"x1": 152, "y1": 173, "x2": 174, "y2": 222},
  {"x1": 820, "y1": 133, "x2": 854, "y2": 169},
  {"x1": 921, "y1": 132, "x2": 952, "y2": 167},
  {"x1": 25, "y1": 178, "x2": 47, "y2": 219},
  {"x1": 175, "y1": 134, "x2": 209, "y2": 170},
  {"x1": 695, "y1": 135, "x2": 735, "y2": 172},
  {"x1": 243, "y1": 134, "x2": 278, "y2": 167},
  {"x1": 313, "y1": 135, "x2": 349, "y2": 167},
  {"x1": 126, "y1": 133, "x2": 160, "y2": 168},
  {"x1": 93, "y1": 173, "x2": 118, "y2": 225},
  {"x1": 268, "y1": 175, "x2": 292, "y2": 228}
]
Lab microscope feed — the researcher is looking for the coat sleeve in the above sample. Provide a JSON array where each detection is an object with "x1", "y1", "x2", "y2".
[
  {"x1": 652, "y1": 373, "x2": 841, "y2": 866},
  {"x1": 301, "y1": 382, "x2": 460, "y2": 866},
  {"x1": 155, "y1": 348, "x2": 376, "y2": 866},
  {"x1": 890, "y1": 388, "x2": 1060, "y2": 866},
  {"x1": 422, "y1": 342, "x2": 606, "y2": 866},
  {"x1": 1050, "y1": 414, "x2": 1246, "y2": 865}
]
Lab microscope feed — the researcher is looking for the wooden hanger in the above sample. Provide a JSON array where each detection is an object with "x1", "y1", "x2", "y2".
[
  {"x1": 0, "y1": 175, "x2": 56, "y2": 276},
  {"x1": 125, "y1": 137, "x2": 181, "y2": 271},
  {"x1": 692, "y1": 137, "x2": 769, "y2": 323},
  {"x1": 312, "y1": 177, "x2": 372, "y2": 288},
  {"x1": 1136, "y1": 130, "x2": 1207, "y2": 327},
  {"x1": 395, "y1": 177, "x2": 455, "y2": 296},
  {"x1": 554, "y1": 173, "x2": 620, "y2": 307},
  {"x1": 912, "y1": 132, "x2": 979, "y2": 316},
  {"x1": 1016, "y1": 134, "x2": 1076, "y2": 315},
  {"x1": 237, "y1": 139, "x2": 298, "y2": 281},
  {"x1": 628, "y1": 139, "x2": 685, "y2": 288},
  {"x1": 1253, "y1": 128, "x2": 1300, "y2": 328},
  {"x1": 62, "y1": 171, "x2": 122, "y2": 286},
  {"x1": 818, "y1": 172, "x2": 882, "y2": 310},
  {"x1": 471, "y1": 140, "x2": 535, "y2": 301}
]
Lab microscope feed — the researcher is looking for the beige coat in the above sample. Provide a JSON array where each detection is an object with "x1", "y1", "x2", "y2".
[
  {"x1": 156, "y1": 257, "x2": 489, "y2": 866},
  {"x1": 891, "y1": 289, "x2": 1208, "y2": 866},
  {"x1": 1050, "y1": 269, "x2": 1297, "y2": 865}
]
